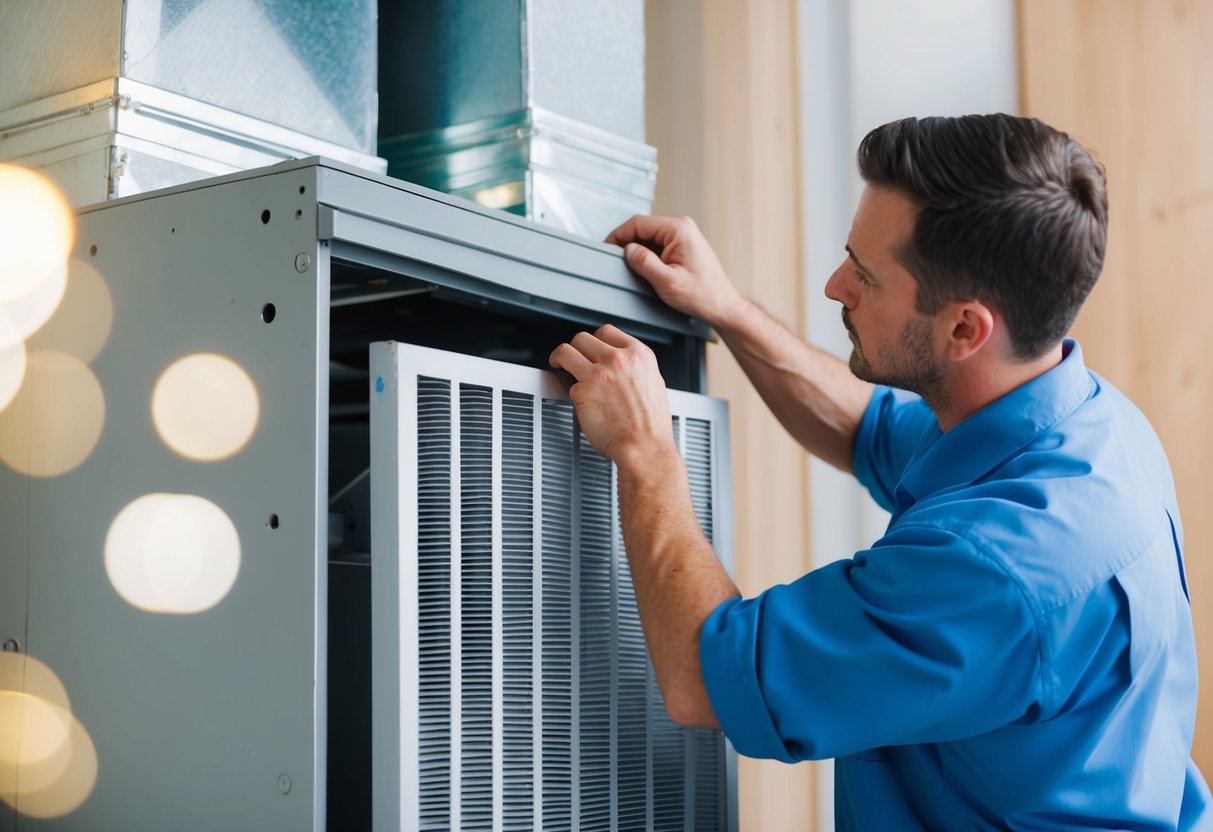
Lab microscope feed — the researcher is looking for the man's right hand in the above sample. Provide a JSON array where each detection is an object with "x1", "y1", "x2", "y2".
[{"x1": 606, "y1": 215, "x2": 743, "y2": 330}]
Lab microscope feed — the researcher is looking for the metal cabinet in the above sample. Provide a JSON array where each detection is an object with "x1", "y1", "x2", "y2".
[{"x1": 0, "y1": 159, "x2": 735, "y2": 831}]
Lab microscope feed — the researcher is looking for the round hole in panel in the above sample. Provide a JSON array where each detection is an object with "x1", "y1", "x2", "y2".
[
  {"x1": 260, "y1": 209, "x2": 271, "y2": 225},
  {"x1": 261, "y1": 303, "x2": 276, "y2": 324}
]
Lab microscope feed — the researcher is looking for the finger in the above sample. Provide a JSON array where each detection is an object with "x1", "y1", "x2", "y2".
[
  {"x1": 569, "y1": 330, "x2": 616, "y2": 362},
  {"x1": 548, "y1": 341, "x2": 594, "y2": 379},
  {"x1": 604, "y1": 215, "x2": 642, "y2": 246},
  {"x1": 605, "y1": 214, "x2": 679, "y2": 247},
  {"x1": 595, "y1": 323, "x2": 641, "y2": 349},
  {"x1": 623, "y1": 242, "x2": 681, "y2": 284}
]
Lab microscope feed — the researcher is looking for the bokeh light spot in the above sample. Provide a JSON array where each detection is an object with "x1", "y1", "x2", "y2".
[
  {"x1": 0, "y1": 653, "x2": 71, "y2": 713},
  {"x1": 105, "y1": 493, "x2": 242, "y2": 614},
  {"x1": 0, "y1": 164, "x2": 75, "y2": 304},
  {"x1": 152, "y1": 353, "x2": 259, "y2": 462},
  {"x1": 0, "y1": 319, "x2": 26, "y2": 413},
  {"x1": 29, "y1": 258, "x2": 112, "y2": 363},
  {"x1": 0, "y1": 260, "x2": 67, "y2": 345},
  {"x1": 0, "y1": 351, "x2": 105, "y2": 477},
  {"x1": 0, "y1": 693, "x2": 73, "y2": 784},
  {"x1": 0, "y1": 653, "x2": 97, "y2": 818},
  {"x1": 0, "y1": 707, "x2": 98, "y2": 819}
]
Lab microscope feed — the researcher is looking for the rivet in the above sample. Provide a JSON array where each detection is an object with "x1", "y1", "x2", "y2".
[
  {"x1": 2, "y1": 639, "x2": 20, "y2": 653},
  {"x1": 277, "y1": 773, "x2": 292, "y2": 795},
  {"x1": 295, "y1": 253, "x2": 310, "y2": 273}
]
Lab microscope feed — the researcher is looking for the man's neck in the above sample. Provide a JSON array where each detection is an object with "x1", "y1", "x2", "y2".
[{"x1": 929, "y1": 342, "x2": 1065, "y2": 432}]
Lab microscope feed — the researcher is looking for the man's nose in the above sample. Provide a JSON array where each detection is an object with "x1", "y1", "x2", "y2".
[{"x1": 824, "y1": 265, "x2": 853, "y2": 307}]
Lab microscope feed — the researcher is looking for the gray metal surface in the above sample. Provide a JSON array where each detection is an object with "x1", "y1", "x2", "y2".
[
  {"x1": 527, "y1": 0, "x2": 646, "y2": 141},
  {"x1": 379, "y1": 0, "x2": 643, "y2": 141},
  {"x1": 0, "y1": 158, "x2": 714, "y2": 829},
  {"x1": 370, "y1": 341, "x2": 736, "y2": 832},
  {"x1": 0, "y1": 0, "x2": 123, "y2": 114},
  {"x1": 0, "y1": 79, "x2": 385, "y2": 208},
  {"x1": 303, "y1": 156, "x2": 702, "y2": 340},
  {"x1": 380, "y1": 107, "x2": 657, "y2": 242},
  {"x1": 0, "y1": 166, "x2": 330, "y2": 829},
  {"x1": 0, "y1": 0, "x2": 377, "y2": 152},
  {"x1": 378, "y1": 0, "x2": 652, "y2": 241}
]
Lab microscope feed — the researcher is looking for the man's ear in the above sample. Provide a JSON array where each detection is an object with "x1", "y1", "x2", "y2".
[{"x1": 940, "y1": 300, "x2": 995, "y2": 361}]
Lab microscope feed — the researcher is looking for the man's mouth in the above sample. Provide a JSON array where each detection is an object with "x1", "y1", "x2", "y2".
[{"x1": 841, "y1": 309, "x2": 857, "y2": 339}]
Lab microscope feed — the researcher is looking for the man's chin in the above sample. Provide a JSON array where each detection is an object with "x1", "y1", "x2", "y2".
[{"x1": 848, "y1": 350, "x2": 871, "y2": 382}]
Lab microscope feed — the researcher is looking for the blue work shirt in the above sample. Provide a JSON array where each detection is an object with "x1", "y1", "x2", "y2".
[{"x1": 702, "y1": 340, "x2": 1212, "y2": 830}]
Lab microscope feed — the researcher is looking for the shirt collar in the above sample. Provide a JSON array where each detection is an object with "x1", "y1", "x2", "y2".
[{"x1": 898, "y1": 339, "x2": 1094, "y2": 503}]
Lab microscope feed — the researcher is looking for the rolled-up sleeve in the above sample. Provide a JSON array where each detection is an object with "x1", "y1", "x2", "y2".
[
  {"x1": 701, "y1": 524, "x2": 1042, "y2": 762},
  {"x1": 701, "y1": 595, "x2": 798, "y2": 761}
]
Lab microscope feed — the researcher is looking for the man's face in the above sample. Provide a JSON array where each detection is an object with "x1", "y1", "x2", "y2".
[{"x1": 825, "y1": 186, "x2": 944, "y2": 396}]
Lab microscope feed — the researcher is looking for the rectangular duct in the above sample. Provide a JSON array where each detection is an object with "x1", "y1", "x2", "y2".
[
  {"x1": 371, "y1": 342, "x2": 736, "y2": 832},
  {"x1": 378, "y1": 0, "x2": 657, "y2": 242},
  {"x1": 0, "y1": 0, "x2": 377, "y2": 151},
  {"x1": 0, "y1": 0, "x2": 382, "y2": 205}
]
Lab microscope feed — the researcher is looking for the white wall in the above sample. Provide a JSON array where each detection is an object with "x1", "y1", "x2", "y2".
[{"x1": 795, "y1": 2, "x2": 1018, "y2": 827}]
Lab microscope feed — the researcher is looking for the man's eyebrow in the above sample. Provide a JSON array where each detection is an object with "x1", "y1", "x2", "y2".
[{"x1": 845, "y1": 244, "x2": 877, "y2": 279}]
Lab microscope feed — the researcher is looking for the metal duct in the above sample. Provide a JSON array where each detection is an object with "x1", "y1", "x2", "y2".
[
  {"x1": 0, "y1": 0, "x2": 383, "y2": 204},
  {"x1": 379, "y1": 0, "x2": 657, "y2": 242}
]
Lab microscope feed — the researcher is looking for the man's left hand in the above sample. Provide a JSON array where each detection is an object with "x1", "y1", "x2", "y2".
[{"x1": 548, "y1": 324, "x2": 676, "y2": 469}]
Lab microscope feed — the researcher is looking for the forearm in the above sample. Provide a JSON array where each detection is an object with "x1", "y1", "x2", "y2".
[
  {"x1": 616, "y1": 445, "x2": 740, "y2": 729},
  {"x1": 715, "y1": 298, "x2": 874, "y2": 472}
]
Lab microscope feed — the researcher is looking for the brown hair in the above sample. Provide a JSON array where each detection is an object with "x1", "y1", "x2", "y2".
[{"x1": 857, "y1": 115, "x2": 1107, "y2": 359}]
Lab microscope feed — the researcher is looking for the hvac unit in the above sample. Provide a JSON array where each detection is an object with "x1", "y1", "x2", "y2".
[{"x1": 0, "y1": 159, "x2": 736, "y2": 831}]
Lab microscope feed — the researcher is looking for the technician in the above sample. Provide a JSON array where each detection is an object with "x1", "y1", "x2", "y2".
[{"x1": 550, "y1": 114, "x2": 1211, "y2": 829}]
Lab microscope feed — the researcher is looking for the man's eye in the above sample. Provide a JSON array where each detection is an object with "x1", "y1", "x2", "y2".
[{"x1": 853, "y1": 267, "x2": 872, "y2": 285}]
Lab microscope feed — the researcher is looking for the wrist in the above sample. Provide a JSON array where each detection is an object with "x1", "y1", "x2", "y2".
[
  {"x1": 614, "y1": 437, "x2": 683, "y2": 482},
  {"x1": 707, "y1": 289, "x2": 750, "y2": 335}
]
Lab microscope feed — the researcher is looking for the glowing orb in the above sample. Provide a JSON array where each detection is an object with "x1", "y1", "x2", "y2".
[
  {"x1": 105, "y1": 493, "x2": 242, "y2": 614},
  {"x1": 0, "y1": 164, "x2": 74, "y2": 304},
  {"x1": 152, "y1": 353, "x2": 259, "y2": 462},
  {"x1": 0, "y1": 351, "x2": 105, "y2": 477}
]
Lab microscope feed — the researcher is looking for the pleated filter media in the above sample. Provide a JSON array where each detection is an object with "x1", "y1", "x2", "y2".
[{"x1": 371, "y1": 342, "x2": 735, "y2": 832}]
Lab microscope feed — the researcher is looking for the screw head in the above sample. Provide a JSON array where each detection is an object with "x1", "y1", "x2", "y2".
[
  {"x1": 277, "y1": 773, "x2": 292, "y2": 795},
  {"x1": 294, "y1": 252, "x2": 310, "y2": 273},
  {"x1": 2, "y1": 639, "x2": 20, "y2": 653}
]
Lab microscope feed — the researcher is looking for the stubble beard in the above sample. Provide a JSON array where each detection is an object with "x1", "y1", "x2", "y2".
[{"x1": 846, "y1": 313, "x2": 946, "y2": 407}]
